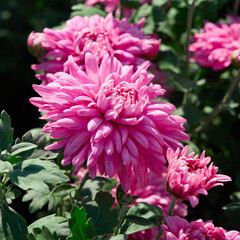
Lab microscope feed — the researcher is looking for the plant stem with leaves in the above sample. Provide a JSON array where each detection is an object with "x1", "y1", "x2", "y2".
[
  {"x1": 155, "y1": 196, "x2": 177, "y2": 240},
  {"x1": 74, "y1": 170, "x2": 89, "y2": 200},
  {"x1": 183, "y1": 0, "x2": 198, "y2": 105},
  {"x1": 191, "y1": 69, "x2": 240, "y2": 136}
]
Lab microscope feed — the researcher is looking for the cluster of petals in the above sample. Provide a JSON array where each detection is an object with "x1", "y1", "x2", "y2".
[
  {"x1": 162, "y1": 216, "x2": 227, "y2": 239},
  {"x1": 28, "y1": 13, "x2": 160, "y2": 82},
  {"x1": 189, "y1": 16, "x2": 240, "y2": 70},
  {"x1": 166, "y1": 146, "x2": 231, "y2": 207},
  {"x1": 225, "y1": 230, "x2": 240, "y2": 240},
  {"x1": 30, "y1": 53, "x2": 189, "y2": 192}
]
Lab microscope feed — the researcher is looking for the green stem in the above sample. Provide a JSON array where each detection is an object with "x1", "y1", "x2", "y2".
[
  {"x1": 155, "y1": 196, "x2": 177, "y2": 240},
  {"x1": 234, "y1": 0, "x2": 240, "y2": 17},
  {"x1": 191, "y1": 69, "x2": 240, "y2": 136},
  {"x1": 74, "y1": 171, "x2": 89, "y2": 200},
  {"x1": 114, "y1": 204, "x2": 127, "y2": 236},
  {"x1": 182, "y1": 0, "x2": 197, "y2": 105}
]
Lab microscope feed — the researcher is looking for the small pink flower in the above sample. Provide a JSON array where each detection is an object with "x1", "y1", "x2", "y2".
[
  {"x1": 29, "y1": 13, "x2": 160, "y2": 82},
  {"x1": 166, "y1": 146, "x2": 231, "y2": 208},
  {"x1": 162, "y1": 216, "x2": 227, "y2": 239},
  {"x1": 225, "y1": 230, "x2": 240, "y2": 240},
  {"x1": 30, "y1": 53, "x2": 189, "y2": 192},
  {"x1": 189, "y1": 16, "x2": 240, "y2": 70}
]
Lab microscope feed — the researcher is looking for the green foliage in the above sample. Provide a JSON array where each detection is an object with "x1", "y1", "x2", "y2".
[
  {"x1": 82, "y1": 191, "x2": 118, "y2": 236},
  {"x1": 71, "y1": 4, "x2": 107, "y2": 18},
  {"x1": 0, "y1": 202, "x2": 28, "y2": 240},
  {"x1": 67, "y1": 206, "x2": 94, "y2": 240},
  {"x1": 9, "y1": 158, "x2": 69, "y2": 193},
  {"x1": 0, "y1": 111, "x2": 13, "y2": 153},
  {"x1": 120, "y1": 202, "x2": 163, "y2": 235},
  {"x1": 28, "y1": 214, "x2": 70, "y2": 237},
  {"x1": 26, "y1": 226, "x2": 59, "y2": 240}
]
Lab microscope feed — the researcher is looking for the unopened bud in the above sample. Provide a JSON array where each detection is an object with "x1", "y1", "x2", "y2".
[
  {"x1": 231, "y1": 49, "x2": 240, "y2": 68},
  {"x1": 27, "y1": 31, "x2": 47, "y2": 61}
]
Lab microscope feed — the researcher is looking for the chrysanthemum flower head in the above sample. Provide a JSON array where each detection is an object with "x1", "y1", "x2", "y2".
[
  {"x1": 189, "y1": 16, "x2": 240, "y2": 70},
  {"x1": 30, "y1": 53, "x2": 189, "y2": 192},
  {"x1": 225, "y1": 230, "x2": 240, "y2": 240},
  {"x1": 162, "y1": 216, "x2": 227, "y2": 239},
  {"x1": 166, "y1": 146, "x2": 231, "y2": 208},
  {"x1": 29, "y1": 13, "x2": 160, "y2": 82}
]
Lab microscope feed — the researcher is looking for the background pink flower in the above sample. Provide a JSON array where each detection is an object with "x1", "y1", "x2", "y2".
[
  {"x1": 166, "y1": 146, "x2": 231, "y2": 207},
  {"x1": 189, "y1": 16, "x2": 240, "y2": 70},
  {"x1": 225, "y1": 230, "x2": 240, "y2": 240},
  {"x1": 162, "y1": 216, "x2": 226, "y2": 239},
  {"x1": 30, "y1": 53, "x2": 189, "y2": 192},
  {"x1": 28, "y1": 13, "x2": 160, "y2": 82}
]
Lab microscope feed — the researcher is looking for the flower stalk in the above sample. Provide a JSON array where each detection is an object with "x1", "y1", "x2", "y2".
[
  {"x1": 74, "y1": 170, "x2": 89, "y2": 200},
  {"x1": 155, "y1": 196, "x2": 177, "y2": 240},
  {"x1": 234, "y1": 0, "x2": 240, "y2": 17},
  {"x1": 191, "y1": 69, "x2": 240, "y2": 136},
  {"x1": 114, "y1": 204, "x2": 127, "y2": 236}
]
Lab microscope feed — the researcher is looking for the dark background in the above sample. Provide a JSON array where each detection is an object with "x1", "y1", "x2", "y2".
[{"x1": 1, "y1": 0, "x2": 240, "y2": 231}]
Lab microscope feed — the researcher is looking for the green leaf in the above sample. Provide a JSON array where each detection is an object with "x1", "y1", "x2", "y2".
[
  {"x1": 21, "y1": 131, "x2": 59, "y2": 160},
  {"x1": 120, "y1": 0, "x2": 140, "y2": 8},
  {"x1": 0, "y1": 160, "x2": 13, "y2": 174},
  {"x1": 28, "y1": 226, "x2": 59, "y2": 240},
  {"x1": 152, "y1": 0, "x2": 168, "y2": 7},
  {"x1": 67, "y1": 206, "x2": 93, "y2": 240},
  {"x1": 4, "y1": 185, "x2": 21, "y2": 204},
  {"x1": 0, "y1": 110, "x2": 13, "y2": 152},
  {"x1": 71, "y1": 4, "x2": 107, "y2": 18},
  {"x1": 82, "y1": 191, "x2": 118, "y2": 236},
  {"x1": 223, "y1": 202, "x2": 240, "y2": 230},
  {"x1": 0, "y1": 203, "x2": 28, "y2": 240},
  {"x1": 9, "y1": 158, "x2": 69, "y2": 193},
  {"x1": 120, "y1": 202, "x2": 163, "y2": 235},
  {"x1": 28, "y1": 214, "x2": 70, "y2": 237},
  {"x1": 79, "y1": 177, "x2": 117, "y2": 201},
  {"x1": 22, "y1": 190, "x2": 61, "y2": 213},
  {"x1": 9, "y1": 142, "x2": 37, "y2": 164},
  {"x1": 105, "y1": 234, "x2": 128, "y2": 240}
]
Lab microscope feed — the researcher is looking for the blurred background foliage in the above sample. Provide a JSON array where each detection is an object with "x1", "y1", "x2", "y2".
[{"x1": 1, "y1": 0, "x2": 240, "y2": 231}]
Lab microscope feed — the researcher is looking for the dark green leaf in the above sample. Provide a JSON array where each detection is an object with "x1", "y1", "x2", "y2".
[
  {"x1": 9, "y1": 158, "x2": 69, "y2": 193},
  {"x1": 80, "y1": 177, "x2": 116, "y2": 201},
  {"x1": 120, "y1": 202, "x2": 163, "y2": 235},
  {"x1": 123, "y1": 215, "x2": 153, "y2": 226},
  {"x1": 28, "y1": 214, "x2": 69, "y2": 237},
  {"x1": 120, "y1": 0, "x2": 140, "y2": 8},
  {"x1": 223, "y1": 202, "x2": 240, "y2": 230},
  {"x1": 0, "y1": 203, "x2": 28, "y2": 240},
  {"x1": 82, "y1": 191, "x2": 118, "y2": 236},
  {"x1": 67, "y1": 206, "x2": 93, "y2": 240},
  {"x1": 0, "y1": 111, "x2": 13, "y2": 152},
  {"x1": 21, "y1": 131, "x2": 59, "y2": 160},
  {"x1": 71, "y1": 4, "x2": 107, "y2": 18}
]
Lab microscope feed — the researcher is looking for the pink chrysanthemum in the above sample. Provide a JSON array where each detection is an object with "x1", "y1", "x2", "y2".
[
  {"x1": 189, "y1": 16, "x2": 240, "y2": 70},
  {"x1": 29, "y1": 13, "x2": 160, "y2": 81},
  {"x1": 30, "y1": 53, "x2": 189, "y2": 192},
  {"x1": 162, "y1": 216, "x2": 227, "y2": 239},
  {"x1": 166, "y1": 146, "x2": 231, "y2": 208},
  {"x1": 225, "y1": 230, "x2": 240, "y2": 240}
]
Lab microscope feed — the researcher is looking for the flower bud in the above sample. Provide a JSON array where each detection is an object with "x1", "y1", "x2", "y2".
[
  {"x1": 231, "y1": 49, "x2": 240, "y2": 68},
  {"x1": 27, "y1": 31, "x2": 47, "y2": 61}
]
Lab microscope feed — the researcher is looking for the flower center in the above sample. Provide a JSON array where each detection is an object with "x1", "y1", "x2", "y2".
[{"x1": 76, "y1": 27, "x2": 113, "y2": 62}]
